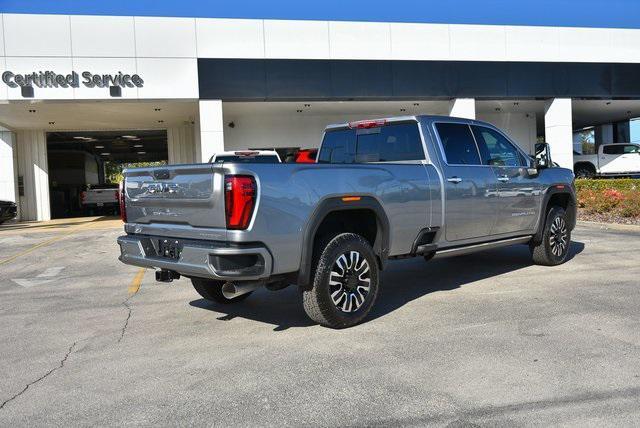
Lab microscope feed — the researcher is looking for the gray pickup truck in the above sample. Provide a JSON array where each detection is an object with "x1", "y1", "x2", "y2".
[{"x1": 117, "y1": 115, "x2": 576, "y2": 328}]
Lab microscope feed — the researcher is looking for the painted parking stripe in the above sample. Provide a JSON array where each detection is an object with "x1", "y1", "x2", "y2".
[
  {"x1": 13, "y1": 267, "x2": 66, "y2": 288},
  {"x1": 0, "y1": 223, "x2": 93, "y2": 266},
  {"x1": 128, "y1": 268, "x2": 146, "y2": 296}
]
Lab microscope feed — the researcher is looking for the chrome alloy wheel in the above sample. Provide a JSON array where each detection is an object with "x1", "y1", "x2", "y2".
[
  {"x1": 549, "y1": 216, "x2": 568, "y2": 257},
  {"x1": 329, "y1": 251, "x2": 371, "y2": 313}
]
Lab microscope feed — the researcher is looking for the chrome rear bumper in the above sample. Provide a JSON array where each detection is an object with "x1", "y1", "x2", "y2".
[{"x1": 117, "y1": 234, "x2": 273, "y2": 281}]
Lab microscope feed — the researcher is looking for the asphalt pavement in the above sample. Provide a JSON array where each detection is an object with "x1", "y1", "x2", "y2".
[{"x1": 0, "y1": 220, "x2": 639, "y2": 426}]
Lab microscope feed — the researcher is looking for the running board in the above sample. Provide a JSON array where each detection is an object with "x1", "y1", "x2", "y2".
[{"x1": 433, "y1": 236, "x2": 532, "y2": 259}]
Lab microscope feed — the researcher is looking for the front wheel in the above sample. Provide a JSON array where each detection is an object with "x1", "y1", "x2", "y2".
[
  {"x1": 191, "y1": 278, "x2": 252, "y2": 304},
  {"x1": 302, "y1": 233, "x2": 380, "y2": 329},
  {"x1": 574, "y1": 165, "x2": 595, "y2": 179},
  {"x1": 530, "y1": 206, "x2": 571, "y2": 266}
]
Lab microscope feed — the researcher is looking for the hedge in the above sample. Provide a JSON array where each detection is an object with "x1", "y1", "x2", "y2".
[
  {"x1": 575, "y1": 178, "x2": 640, "y2": 219},
  {"x1": 575, "y1": 178, "x2": 640, "y2": 192}
]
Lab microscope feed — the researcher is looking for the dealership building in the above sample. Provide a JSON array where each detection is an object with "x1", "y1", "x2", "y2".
[{"x1": 1, "y1": 2, "x2": 640, "y2": 221}]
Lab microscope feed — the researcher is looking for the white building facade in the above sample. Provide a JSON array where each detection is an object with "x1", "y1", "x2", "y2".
[{"x1": 1, "y1": 7, "x2": 640, "y2": 220}]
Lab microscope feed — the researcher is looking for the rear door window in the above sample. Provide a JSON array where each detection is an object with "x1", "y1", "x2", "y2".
[
  {"x1": 434, "y1": 123, "x2": 481, "y2": 165},
  {"x1": 318, "y1": 122, "x2": 424, "y2": 163}
]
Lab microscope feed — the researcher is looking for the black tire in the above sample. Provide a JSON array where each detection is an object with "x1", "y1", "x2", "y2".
[
  {"x1": 191, "y1": 278, "x2": 252, "y2": 304},
  {"x1": 530, "y1": 206, "x2": 571, "y2": 266},
  {"x1": 574, "y1": 164, "x2": 595, "y2": 179},
  {"x1": 302, "y1": 233, "x2": 380, "y2": 329}
]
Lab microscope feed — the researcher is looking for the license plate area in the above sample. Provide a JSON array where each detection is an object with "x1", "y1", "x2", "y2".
[{"x1": 157, "y1": 239, "x2": 183, "y2": 260}]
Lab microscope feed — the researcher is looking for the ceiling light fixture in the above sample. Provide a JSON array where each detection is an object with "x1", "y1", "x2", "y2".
[
  {"x1": 137, "y1": 151, "x2": 146, "y2": 155},
  {"x1": 133, "y1": 144, "x2": 143, "y2": 148},
  {"x1": 100, "y1": 152, "x2": 111, "y2": 156},
  {"x1": 95, "y1": 145, "x2": 105, "y2": 149},
  {"x1": 122, "y1": 135, "x2": 137, "y2": 139}
]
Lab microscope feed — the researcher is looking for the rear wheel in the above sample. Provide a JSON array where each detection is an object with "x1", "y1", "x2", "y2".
[
  {"x1": 530, "y1": 206, "x2": 571, "y2": 266},
  {"x1": 191, "y1": 278, "x2": 252, "y2": 304},
  {"x1": 302, "y1": 233, "x2": 379, "y2": 329}
]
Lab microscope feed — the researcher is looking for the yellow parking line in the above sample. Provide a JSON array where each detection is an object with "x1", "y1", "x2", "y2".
[
  {"x1": 128, "y1": 268, "x2": 146, "y2": 296},
  {"x1": 0, "y1": 228, "x2": 79, "y2": 266}
]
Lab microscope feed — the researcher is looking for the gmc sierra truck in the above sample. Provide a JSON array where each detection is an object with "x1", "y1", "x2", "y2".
[{"x1": 117, "y1": 115, "x2": 576, "y2": 329}]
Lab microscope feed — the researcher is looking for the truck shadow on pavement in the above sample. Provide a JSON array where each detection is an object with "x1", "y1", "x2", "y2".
[{"x1": 190, "y1": 241, "x2": 584, "y2": 331}]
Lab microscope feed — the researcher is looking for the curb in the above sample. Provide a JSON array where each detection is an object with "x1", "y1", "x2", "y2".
[{"x1": 577, "y1": 220, "x2": 640, "y2": 232}]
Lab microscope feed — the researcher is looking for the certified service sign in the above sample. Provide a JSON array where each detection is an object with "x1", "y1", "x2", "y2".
[{"x1": 1, "y1": 71, "x2": 144, "y2": 89}]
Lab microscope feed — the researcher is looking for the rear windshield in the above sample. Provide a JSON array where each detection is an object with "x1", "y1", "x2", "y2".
[
  {"x1": 213, "y1": 155, "x2": 280, "y2": 163},
  {"x1": 318, "y1": 122, "x2": 425, "y2": 163}
]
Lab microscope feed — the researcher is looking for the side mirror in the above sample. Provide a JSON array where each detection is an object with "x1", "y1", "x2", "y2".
[{"x1": 533, "y1": 143, "x2": 552, "y2": 170}]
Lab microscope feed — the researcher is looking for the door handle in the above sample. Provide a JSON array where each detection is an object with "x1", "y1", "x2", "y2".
[
  {"x1": 497, "y1": 175, "x2": 510, "y2": 182},
  {"x1": 447, "y1": 177, "x2": 462, "y2": 183}
]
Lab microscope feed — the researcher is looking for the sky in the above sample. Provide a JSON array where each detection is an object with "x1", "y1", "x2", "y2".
[{"x1": 2, "y1": 0, "x2": 640, "y2": 29}]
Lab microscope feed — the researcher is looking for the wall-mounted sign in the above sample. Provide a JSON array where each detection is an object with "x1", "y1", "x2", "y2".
[{"x1": 1, "y1": 71, "x2": 144, "y2": 89}]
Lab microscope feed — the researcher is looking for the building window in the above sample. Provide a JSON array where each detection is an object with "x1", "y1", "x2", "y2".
[
  {"x1": 573, "y1": 127, "x2": 595, "y2": 155},
  {"x1": 630, "y1": 118, "x2": 640, "y2": 144}
]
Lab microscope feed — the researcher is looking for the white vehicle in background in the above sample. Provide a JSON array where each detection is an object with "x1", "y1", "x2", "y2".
[
  {"x1": 81, "y1": 184, "x2": 119, "y2": 215},
  {"x1": 210, "y1": 150, "x2": 281, "y2": 164},
  {"x1": 574, "y1": 143, "x2": 640, "y2": 178}
]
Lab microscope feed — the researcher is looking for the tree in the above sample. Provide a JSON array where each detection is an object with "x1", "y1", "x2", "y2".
[{"x1": 104, "y1": 161, "x2": 167, "y2": 184}]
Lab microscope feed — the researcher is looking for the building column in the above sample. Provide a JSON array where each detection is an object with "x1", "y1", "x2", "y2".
[
  {"x1": 167, "y1": 124, "x2": 196, "y2": 164},
  {"x1": 595, "y1": 124, "x2": 614, "y2": 146},
  {"x1": 448, "y1": 98, "x2": 476, "y2": 119},
  {"x1": 198, "y1": 100, "x2": 225, "y2": 163},
  {"x1": 0, "y1": 130, "x2": 17, "y2": 208},
  {"x1": 544, "y1": 98, "x2": 573, "y2": 170},
  {"x1": 16, "y1": 130, "x2": 50, "y2": 221}
]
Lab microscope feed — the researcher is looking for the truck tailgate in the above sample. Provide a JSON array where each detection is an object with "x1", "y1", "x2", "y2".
[{"x1": 123, "y1": 164, "x2": 227, "y2": 229}]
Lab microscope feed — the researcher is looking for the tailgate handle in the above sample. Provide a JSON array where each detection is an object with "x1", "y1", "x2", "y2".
[{"x1": 154, "y1": 169, "x2": 170, "y2": 180}]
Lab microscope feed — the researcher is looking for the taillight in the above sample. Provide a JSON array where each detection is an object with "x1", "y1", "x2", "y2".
[
  {"x1": 119, "y1": 181, "x2": 127, "y2": 223},
  {"x1": 224, "y1": 175, "x2": 256, "y2": 230}
]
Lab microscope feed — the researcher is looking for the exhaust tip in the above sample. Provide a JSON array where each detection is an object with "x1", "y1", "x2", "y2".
[
  {"x1": 221, "y1": 282, "x2": 238, "y2": 299},
  {"x1": 220, "y1": 280, "x2": 264, "y2": 300}
]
